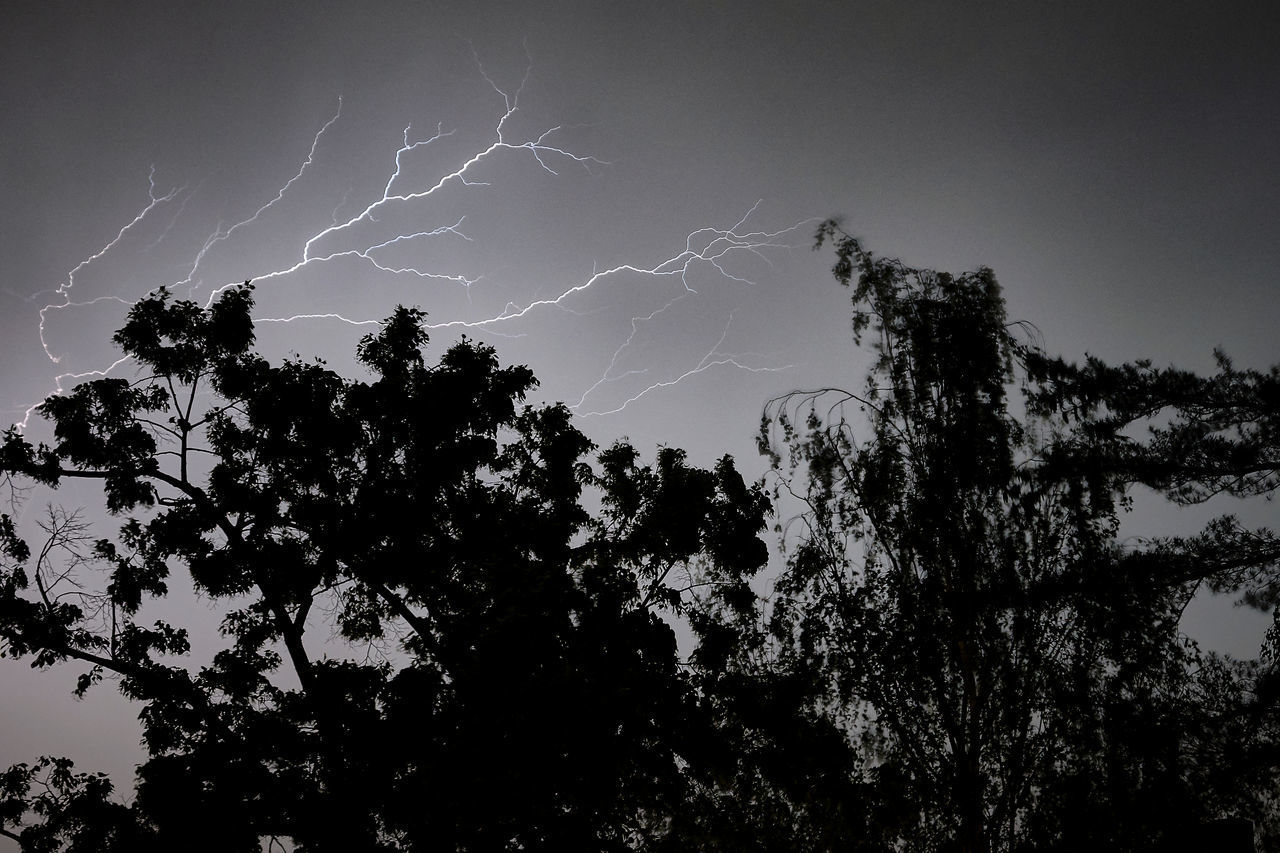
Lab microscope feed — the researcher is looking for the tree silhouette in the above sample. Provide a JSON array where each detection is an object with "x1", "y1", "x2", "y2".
[
  {"x1": 0, "y1": 285, "x2": 779, "y2": 851},
  {"x1": 4, "y1": 234, "x2": 1276, "y2": 852},
  {"x1": 758, "y1": 222, "x2": 1276, "y2": 852},
  {"x1": 1026, "y1": 343, "x2": 1280, "y2": 847}
]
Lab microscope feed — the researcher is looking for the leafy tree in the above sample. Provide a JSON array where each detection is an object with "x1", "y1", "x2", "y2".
[
  {"x1": 758, "y1": 222, "x2": 1272, "y2": 851},
  {"x1": 1025, "y1": 345, "x2": 1280, "y2": 846},
  {"x1": 1025, "y1": 348, "x2": 1280, "y2": 619},
  {"x1": 0, "y1": 285, "x2": 778, "y2": 851},
  {"x1": 10, "y1": 231, "x2": 1273, "y2": 853}
]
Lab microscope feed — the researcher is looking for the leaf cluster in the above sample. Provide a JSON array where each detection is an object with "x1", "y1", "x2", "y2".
[{"x1": 0, "y1": 286, "x2": 790, "y2": 851}]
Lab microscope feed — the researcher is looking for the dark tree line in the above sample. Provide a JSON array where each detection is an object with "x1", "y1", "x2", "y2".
[
  {"x1": 758, "y1": 223, "x2": 1279, "y2": 851},
  {"x1": 0, "y1": 225, "x2": 1275, "y2": 851}
]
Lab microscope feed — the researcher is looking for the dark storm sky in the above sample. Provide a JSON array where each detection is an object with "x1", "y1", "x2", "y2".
[
  {"x1": 1, "y1": 0, "x2": 1277, "y2": 800},
  {"x1": 5, "y1": 3, "x2": 1278, "y2": 416}
]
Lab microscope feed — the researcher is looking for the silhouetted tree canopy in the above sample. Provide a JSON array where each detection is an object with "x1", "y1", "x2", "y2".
[
  {"x1": 756, "y1": 221, "x2": 1279, "y2": 852},
  {"x1": 3, "y1": 228, "x2": 1278, "y2": 852},
  {"x1": 0, "y1": 285, "x2": 809, "y2": 851}
]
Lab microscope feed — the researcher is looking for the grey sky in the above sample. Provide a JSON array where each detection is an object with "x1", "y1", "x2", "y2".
[{"x1": 1, "y1": 0, "x2": 1277, "y2": 821}]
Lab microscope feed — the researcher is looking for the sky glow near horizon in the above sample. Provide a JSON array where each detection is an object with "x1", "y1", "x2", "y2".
[{"x1": 1, "y1": 0, "x2": 1278, "y2": 808}]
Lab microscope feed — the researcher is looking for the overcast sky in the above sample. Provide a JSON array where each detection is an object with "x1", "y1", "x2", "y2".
[{"x1": 2, "y1": 0, "x2": 1277, "y2": 806}]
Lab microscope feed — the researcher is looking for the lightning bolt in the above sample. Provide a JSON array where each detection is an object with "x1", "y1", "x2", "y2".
[
  {"x1": 575, "y1": 313, "x2": 786, "y2": 418},
  {"x1": 13, "y1": 55, "x2": 806, "y2": 433},
  {"x1": 172, "y1": 100, "x2": 346, "y2": 296},
  {"x1": 36, "y1": 166, "x2": 181, "y2": 366}
]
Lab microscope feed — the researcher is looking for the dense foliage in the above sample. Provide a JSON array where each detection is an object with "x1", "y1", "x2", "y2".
[
  {"x1": 756, "y1": 222, "x2": 1279, "y2": 852},
  {"x1": 0, "y1": 286, "x2": 791, "y2": 851},
  {"x1": 2, "y1": 226, "x2": 1277, "y2": 852}
]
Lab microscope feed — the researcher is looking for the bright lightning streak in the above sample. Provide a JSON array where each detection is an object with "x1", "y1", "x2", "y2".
[
  {"x1": 421, "y1": 208, "x2": 810, "y2": 330},
  {"x1": 255, "y1": 315, "x2": 383, "y2": 328},
  {"x1": 573, "y1": 314, "x2": 791, "y2": 418},
  {"x1": 566, "y1": 294, "x2": 693, "y2": 411},
  {"x1": 37, "y1": 167, "x2": 180, "y2": 365},
  {"x1": 16, "y1": 54, "x2": 807, "y2": 432},
  {"x1": 174, "y1": 100, "x2": 345, "y2": 294}
]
